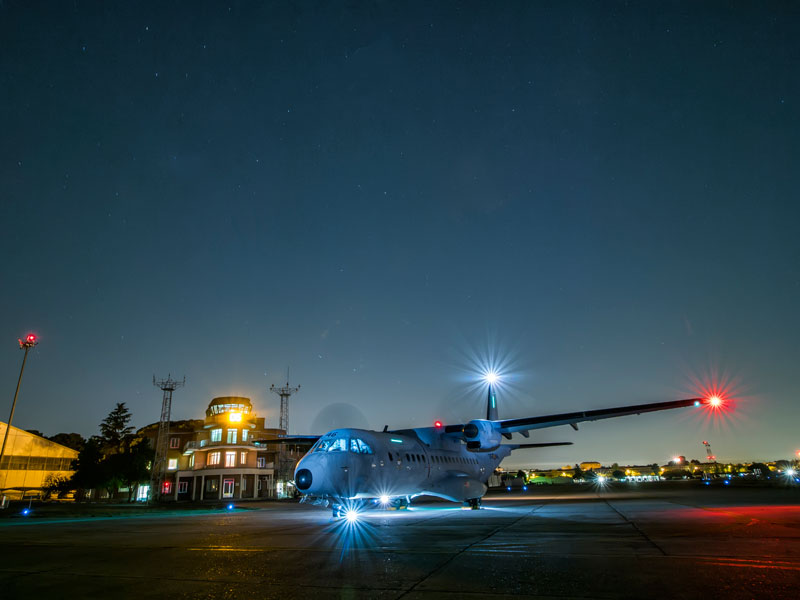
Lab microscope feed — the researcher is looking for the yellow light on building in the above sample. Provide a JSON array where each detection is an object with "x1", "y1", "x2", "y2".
[{"x1": 228, "y1": 412, "x2": 242, "y2": 423}]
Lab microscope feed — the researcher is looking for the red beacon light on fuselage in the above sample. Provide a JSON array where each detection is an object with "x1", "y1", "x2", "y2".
[{"x1": 434, "y1": 420, "x2": 443, "y2": 429}]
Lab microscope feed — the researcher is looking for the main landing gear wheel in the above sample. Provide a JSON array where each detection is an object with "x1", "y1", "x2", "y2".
[
  {"x1": 464, "y1": 497, "x2": 482, "y2": 510},
  {"x1": 389, "y1": 497, "x2": 409, "y2": 511}
]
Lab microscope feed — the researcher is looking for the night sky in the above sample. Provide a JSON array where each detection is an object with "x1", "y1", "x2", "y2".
[{"x1": 2, "y1": 2, "x2": 798, "y2": 468}]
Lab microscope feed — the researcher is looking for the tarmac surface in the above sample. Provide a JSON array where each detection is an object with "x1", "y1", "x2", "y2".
[{"x1": 1, "y1": 482, "x2": 799, "y2": 599}]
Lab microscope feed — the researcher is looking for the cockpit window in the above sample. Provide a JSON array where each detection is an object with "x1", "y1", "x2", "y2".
[
  {"x1": 313, "y1": 439, "x2": 331, "y2": 452},
  {"x1": 327, "y1": 438, "x2": 347, "y2": 452},
  {"x1": 349, "y1": 438, "x2": 373, "y2": 454}
]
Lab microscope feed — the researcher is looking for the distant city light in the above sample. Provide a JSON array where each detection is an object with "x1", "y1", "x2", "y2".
[
  {"x1": 672, "y1": 456, "x2": 681, "y2": 463},
  {"x1": 786, "y1": 469, "x2": 796, "y2": 477}
]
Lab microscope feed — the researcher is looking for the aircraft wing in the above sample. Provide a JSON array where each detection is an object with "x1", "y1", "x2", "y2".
[{"x1": 497, "y1": 397, "x2": 706, "y2": 434}]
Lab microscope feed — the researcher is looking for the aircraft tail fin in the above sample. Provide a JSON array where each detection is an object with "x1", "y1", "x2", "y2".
[{"x1": 486, "y1": 383, "x2": 498, "y2": 421}]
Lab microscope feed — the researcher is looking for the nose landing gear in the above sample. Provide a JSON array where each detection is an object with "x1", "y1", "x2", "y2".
[{"x1": 463, "y1": 497, "x2": 482, "y2": 510}]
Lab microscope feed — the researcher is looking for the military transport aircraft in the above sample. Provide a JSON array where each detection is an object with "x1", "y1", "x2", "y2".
[{"x1": 284, "y1": 374, "x2": 722, "y2": 518}]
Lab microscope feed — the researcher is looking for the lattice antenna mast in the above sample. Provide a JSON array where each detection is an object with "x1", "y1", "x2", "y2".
[
  {"x1": 702, "y1": 440, "x2": 716, "y2": 462},
  {"x1": 270, "y1": 377, "x2": 300, "y2": 434},
  {"x1": 151, "y1": 374, "x2": 185, "y2": 502},
  {"x1": 270, "y1": 374, "x2": 300, "y2": 490}
]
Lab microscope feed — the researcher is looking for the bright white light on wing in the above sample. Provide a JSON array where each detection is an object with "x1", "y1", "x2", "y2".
[
  {"x1": 345, "y1": 509, "x2": 359, "y2": 523},
  {"x1": 379, "y1": 495, "x2": 390, "y2": 505},
  {"x1": 485, "y1": 372, "x2": 499, "y2": 384}
]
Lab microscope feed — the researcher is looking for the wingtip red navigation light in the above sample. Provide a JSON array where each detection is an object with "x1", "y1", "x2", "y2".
[
  {"x1": 434, "y1": 420, "x2": 443, "y2": 428},
  {"x1": 708, "y1": 395, "x2": 722, "y2": 407}
]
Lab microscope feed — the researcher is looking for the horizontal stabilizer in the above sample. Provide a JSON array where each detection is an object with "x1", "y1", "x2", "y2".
[{"x1": 254, "y1": 435, "x2": 320, "y2": 446}]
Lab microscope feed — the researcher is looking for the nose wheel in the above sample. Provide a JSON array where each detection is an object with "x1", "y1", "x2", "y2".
[{"x1": 463, "y1": 497, "x2": 482, "y2": 510}]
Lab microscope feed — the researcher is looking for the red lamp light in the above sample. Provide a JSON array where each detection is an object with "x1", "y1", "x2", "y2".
[{"x1": 434, "y1": 420, "x2": 443, "y2": 428}]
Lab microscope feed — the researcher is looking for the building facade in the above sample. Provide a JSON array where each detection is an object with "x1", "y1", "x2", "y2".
[
  {"x1": 140, "y1": 396, "x2": 304, "y2": 502},
  {"x1": 0, "y1": 422, "x2": 78, "y2": 501}
]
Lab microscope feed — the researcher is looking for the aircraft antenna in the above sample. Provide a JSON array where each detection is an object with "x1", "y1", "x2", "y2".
[{"x1": 151, "y1": 374, "x2": 185, "y2": 502}]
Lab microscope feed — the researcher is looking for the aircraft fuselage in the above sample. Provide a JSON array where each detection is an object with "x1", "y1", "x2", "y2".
[{"x1": 293, "y1": 427, "x2": 511, "y2": 503}]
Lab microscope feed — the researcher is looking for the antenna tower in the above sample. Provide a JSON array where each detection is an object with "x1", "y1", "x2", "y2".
[
  {"x1": 151, "y1": 374, "x2": 185, "y2": 502},
  {"x1": 702, "y1": 440, "x2": 716, "y2": 461},
  {"x1": 270, "y1": 376, "x2": 300, "y2": 434},
  {"x1": 270, "y1": 374, "x2": 300, "y2": 488}
]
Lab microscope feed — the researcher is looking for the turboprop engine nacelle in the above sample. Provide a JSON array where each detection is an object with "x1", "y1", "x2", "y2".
[{"x1": 463, "y1": 419, "x2": 502, "y2": 452}]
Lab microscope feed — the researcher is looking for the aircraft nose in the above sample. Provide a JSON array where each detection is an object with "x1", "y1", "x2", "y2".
[{"x1": 295, "y1": 468, "x2": 313, "y2": 491}]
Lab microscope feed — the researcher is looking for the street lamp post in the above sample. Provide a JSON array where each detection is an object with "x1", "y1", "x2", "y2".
[{"x1": 0, "y1": 334, "x2": 38, "y2": 503}]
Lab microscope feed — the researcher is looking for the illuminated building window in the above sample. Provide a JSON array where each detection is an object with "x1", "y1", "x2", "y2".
[
  {"x1": 242, "y1": 477, "x2": 247, "y2": 491},
  {"x1": 178, "y1": 481, "x2": 188, "y2": 494},
  {"x1": 225, "y1": 452, "x2": 236, "y2": 467},
  {"x1": 240, "y1": 451, "x2": 247, "y2": 465},
  {"x1": 169, "y1": 437, "x2": 180, "y2": 449},
  {"x1": 211, "y1": 429, "x2": 222, "y2": 443},
  {"x1": 206, "y1": 478, "x2": 218, "y2": 492},
  {"x1": 242, "y1": 429, "x2": 248, "y2": 442},
  {"x1": 257, "y1": 457, "x2": 266, "y2": 468},
  {"x1": 168, "y1": 458, "x2": 178, "y2": 470},
  {"x1": 189, "y1": 454, "x2": 195, "y2": 468},
  {"x1": 227, "y1": 429, "x2": 237, "y2": 444},
  {"x1": 208, "y1": 451, "x2": 221, "y2": 466}
]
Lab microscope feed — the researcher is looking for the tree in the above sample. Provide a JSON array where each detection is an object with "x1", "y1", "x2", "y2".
[
  {"x1": 48, "y1": 432, "x2": 86, "y2": 452},
  {"x1": 99, "y1": 403, "x2": 134, "y2": 453},
  {"x1": 25, "y1": 429, "x2": 45, "y2": 438},
  {"x1": 42, "y1": 473, "x2": 72, "y2": 500},
  {"x1": 572, "y1": 464, "x2": 585, "y2": 481},
  {"x1": 107, "y1": 437, "x2": 154, "y2": 502},
  {"x1": 612, "y1": 469, "x2": 625, "y2": 480},
  {"x1": 70, "y1": 436, "x2": 107, "y2": 501}
]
